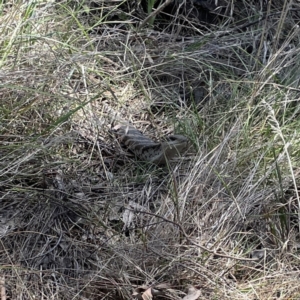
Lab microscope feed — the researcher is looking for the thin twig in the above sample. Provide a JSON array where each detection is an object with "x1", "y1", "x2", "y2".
[
  {"x1": 129, "y1": 208, "x2": 256, "y2": 261},
  {"x1": 138, "y1": 0, "x2": 173, "y2": 30}
]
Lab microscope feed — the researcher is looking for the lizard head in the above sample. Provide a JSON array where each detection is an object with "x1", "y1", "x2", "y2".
[{"x1": 158, "y1": 134, "x2": 189, "y2": 164}]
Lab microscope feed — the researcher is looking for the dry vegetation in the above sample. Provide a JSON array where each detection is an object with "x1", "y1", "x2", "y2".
[{"x1": 1, "y1": 0, "x2": 300, "y2": 299}]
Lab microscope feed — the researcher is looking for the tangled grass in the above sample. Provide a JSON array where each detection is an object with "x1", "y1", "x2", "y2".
[{"x1": 1, "y1": 0, "x2": 300, "y2": 299}]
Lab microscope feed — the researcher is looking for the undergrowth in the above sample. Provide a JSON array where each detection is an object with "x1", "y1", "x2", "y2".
[{"x1": 1, "y1": 0, "x2": 300, "y2": 299}]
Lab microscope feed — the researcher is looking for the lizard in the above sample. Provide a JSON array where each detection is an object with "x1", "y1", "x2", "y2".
[{"x1": 113, "y1": 124, "x2": 189, "y2": 165}]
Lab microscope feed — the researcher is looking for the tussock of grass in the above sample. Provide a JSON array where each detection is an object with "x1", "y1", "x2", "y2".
[{"x1": 1, "y1": 0, "x2": 300, "y2": 299}]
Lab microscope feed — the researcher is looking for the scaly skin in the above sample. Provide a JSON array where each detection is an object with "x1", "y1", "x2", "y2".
[{"x1": 114, "y1": 124, "x2": 189, "y2": 165}]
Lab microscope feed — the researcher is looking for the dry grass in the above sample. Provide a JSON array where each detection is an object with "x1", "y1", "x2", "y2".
[{"x1": 1, "y1": 0, "x2": 300, "y2": 299}]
